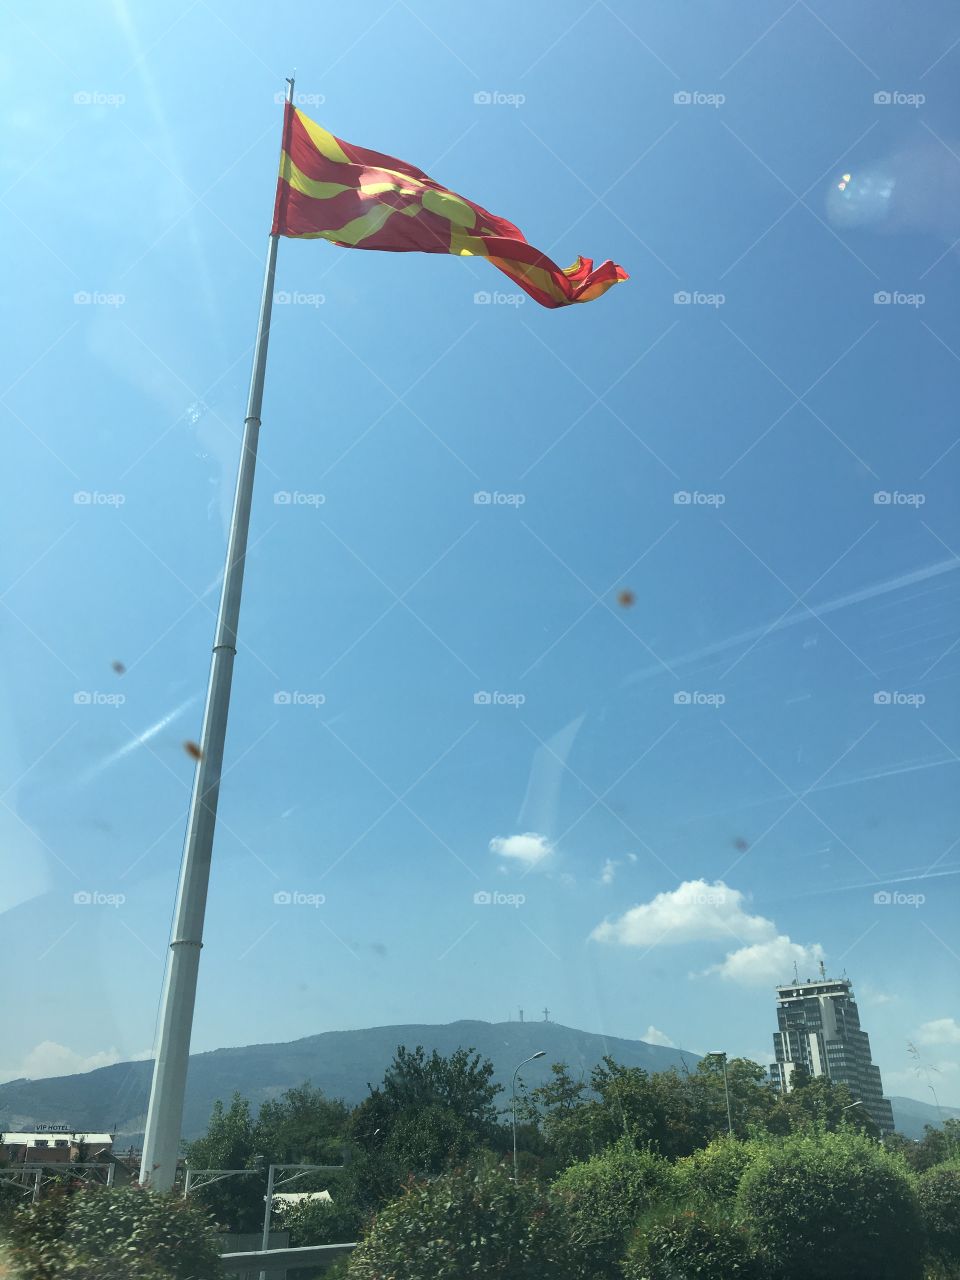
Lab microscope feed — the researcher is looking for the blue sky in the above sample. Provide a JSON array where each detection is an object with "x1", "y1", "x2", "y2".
[{"x1": 2, "y1": 0, "x2": 960, "y2": 1108}]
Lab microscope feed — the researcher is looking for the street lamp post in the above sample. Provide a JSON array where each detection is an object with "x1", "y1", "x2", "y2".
[
  {"x1": 708, "y1": 1051, "x2": 733, "y2": 1137},
  {"x1": 512, "y1": 1051, "x2": 545, "y2": 1182}
]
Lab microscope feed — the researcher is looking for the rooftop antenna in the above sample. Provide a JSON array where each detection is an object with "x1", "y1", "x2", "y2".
[
  {"x1": 819, "y1": 960, "x2": 826, "y2": 980},
  {"x1": 793, "y1": 961, "x2": 800, "y2": 985}
]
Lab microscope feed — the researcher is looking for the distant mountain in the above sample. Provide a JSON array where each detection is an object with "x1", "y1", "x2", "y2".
[
  {"x1": 0, "y1": 1020, "x2": 697, "y2": 1143},
  {"x1": 2, "y1": 1022, "x2": 951, "y2": 1146},
  {"x1": 889, "y1": 1095, "x2": 960, "y2": 1141}
]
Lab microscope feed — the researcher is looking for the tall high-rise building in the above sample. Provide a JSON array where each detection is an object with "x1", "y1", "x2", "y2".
[{"x1": 769, "y1": 968, "x2": 894, "y2": 1134}]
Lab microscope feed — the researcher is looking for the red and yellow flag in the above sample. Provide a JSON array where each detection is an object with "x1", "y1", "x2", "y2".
[{"x1": 271, "y1": 105, "x2": 628, "y2": 309}]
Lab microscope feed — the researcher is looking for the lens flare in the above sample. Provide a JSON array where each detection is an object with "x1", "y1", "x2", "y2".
[{"x1": 826, "y1": 165, "x2": 896, "y2": 229}]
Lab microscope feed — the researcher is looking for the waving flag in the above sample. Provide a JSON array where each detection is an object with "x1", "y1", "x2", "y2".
[{"x1": 271, "y1": 105, "x2": 628, "y2": 309}]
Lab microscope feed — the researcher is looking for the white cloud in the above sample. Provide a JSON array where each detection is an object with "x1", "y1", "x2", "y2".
[
  {"x1": 0, "y1": 1041, "x2": 150, "y2": 1085},
  {"x1": 643, "y1": 1025, "x2": 676, "y2": 1047},
  {"x1": 591, "y1": 879, "x2": 774, "y2": 947},
  {"x1": 701, "y1": 936, "x2": 825, "y2": 987},
  {"x1": 918, "y1": 1018, "x2": 960, "y2": 1045},
  {"x1": 600, "y1": 859, "x2": 618, "y2": 885},
  {"x1": 489, "y1": 832, "x2": 553, "y2": 868}
]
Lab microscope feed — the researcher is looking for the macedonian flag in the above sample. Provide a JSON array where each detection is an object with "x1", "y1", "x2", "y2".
[{"x1": 271, "y1": 105, "x2": 628, "y2": 309}]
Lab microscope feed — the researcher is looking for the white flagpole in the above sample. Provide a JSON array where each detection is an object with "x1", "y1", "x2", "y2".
[{"x1": 139, "y1": 75, "x2": 295, "y2": 1192}]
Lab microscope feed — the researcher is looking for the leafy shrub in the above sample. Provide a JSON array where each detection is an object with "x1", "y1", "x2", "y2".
[
  {"x1": 550, "y1": 1138, "x2": 677, "y2": 1277},
  {"x1": 918, "y1": 1163, "x2": 960, "y2": 1270},
  {"x1": 347, "y1": 1155, "x2": 589, "y2": 1280},
  {"x1": 4, "y1": 1186, "x2": 222, "y2": 1280},
  {"x1": 736, "y1": 1130, "x2": 924, "y2": 1280},
  {"x1": 624, "y1": 1208, "x2": 761, "y2": 1280},
  {"x1": 275, "y1": 1191, "x2": 365, "y2": 1247},
  {"x1": 673, "y1": 1136, "x2": 756, "y2": 1211},
  {"x1": 65, "y1": 1186, "x2": 222, "y2": 1279}
]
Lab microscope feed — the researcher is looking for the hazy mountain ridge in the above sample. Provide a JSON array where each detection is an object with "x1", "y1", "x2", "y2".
[{"x1": 0, "y1": 1020, "x2": 952, "y2": 1142}]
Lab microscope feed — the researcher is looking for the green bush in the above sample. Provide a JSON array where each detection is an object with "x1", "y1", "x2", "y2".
[
  {"x1": 624, "y1": 1208, "x2": 760, "y2": 1280},
  {"x1": 3, "y1": 1186, "x2": 222, "y2": 1280},
  {"x1": 347, "y1": 1156, "x2": 589, "y2": 1280},
  {"x1": 918, "y1": 1163, "x2": 960, "y2": 1271},
  {"x1": 737, "y1": 1130, "x2": 924, "y2": 1280},
  {"x1": 275, "y1": 1192, "x2": 365, "y2": 1247},
  {"x1": 550, "y1": 1138, "x2": 677, "y2": 1277},
  {"x1": 673, "y1": 1136, "x2": 756, "y2": 1211}
]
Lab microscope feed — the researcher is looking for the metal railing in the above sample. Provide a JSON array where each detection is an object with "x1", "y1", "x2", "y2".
[{"x1": 220, "y1": 1241, "x2": 356, "y2": 1276}]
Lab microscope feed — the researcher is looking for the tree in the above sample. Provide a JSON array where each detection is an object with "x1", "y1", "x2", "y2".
[
  {"x1": 254, "y1": 1082, "x2": 349, "y2": 1166},
  {"x1": 766, "y1": 1074, "x2": 878, "y2": 1138},
  {"x1": 181, "y1": 1093, "x2": 263, "y2": 1232},
  {"x1": 521, "y1": 1062, "x2": 604, "y2": 1167},
  {"x1": 347, "y1": 1044, "x2": 504, "y2": 1201}
]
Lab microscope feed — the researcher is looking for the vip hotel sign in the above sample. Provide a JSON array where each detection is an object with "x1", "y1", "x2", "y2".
[{"x1": 35, "y1": 1124, "x2": 72, "y2": 1133}]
